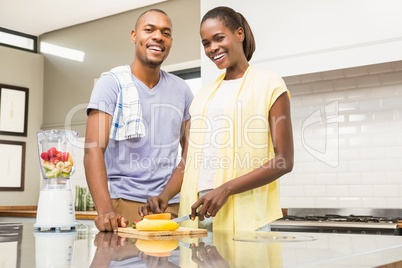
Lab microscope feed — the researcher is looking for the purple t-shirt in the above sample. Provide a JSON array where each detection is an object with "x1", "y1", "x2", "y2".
[{"x1": 87, "y1": 69, "x2": 193, "y2": 203}]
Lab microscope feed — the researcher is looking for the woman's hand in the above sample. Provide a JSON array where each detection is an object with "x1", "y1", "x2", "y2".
[
  {"x1": 139, "y1": 195, "x2": 169, "y2": 217},
  {"x1": 190, "y1": 242, "x2": 230, "y2": 268},
  {"x1": 191, "y1": 186, "x2": 231, "y2": 221}
]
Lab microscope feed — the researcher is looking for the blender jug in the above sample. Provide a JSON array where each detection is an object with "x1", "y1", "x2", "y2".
[{"x1": 35, "y1": 130, "x2": 78, "y2": 231}]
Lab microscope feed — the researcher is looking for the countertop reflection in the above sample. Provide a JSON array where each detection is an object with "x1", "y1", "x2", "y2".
[{"x1": 2, "y1": 222, "x2": 402, "y2": 267}]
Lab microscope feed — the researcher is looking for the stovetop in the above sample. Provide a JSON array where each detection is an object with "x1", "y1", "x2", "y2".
[
  {"x1": 281, "y1": 214, "x2": 401, "y2": 224},
  {"x1": 271, "y1": 208, "x2": 402, "y2": 236}
]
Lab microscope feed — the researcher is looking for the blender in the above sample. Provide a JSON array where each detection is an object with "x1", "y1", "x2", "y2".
[
  {"x1": 35, "y1": 130, "x2": 78, "y2": 231},
  {"x1": 34, "y1": 230, "x2": 76, "y2": 267}
]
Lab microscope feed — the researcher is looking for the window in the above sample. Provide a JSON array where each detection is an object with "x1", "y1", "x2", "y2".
[
  {"x1": 0, "y1": 27, "x2": 37, "y2": 53},
  {"x1": 171, "y1": 67, "x2": 201, "y2": 95}
]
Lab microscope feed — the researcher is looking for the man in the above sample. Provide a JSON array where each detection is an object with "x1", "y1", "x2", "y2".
[{"x1": 84, "y1": 9, "x2": 193, "y2": 232}]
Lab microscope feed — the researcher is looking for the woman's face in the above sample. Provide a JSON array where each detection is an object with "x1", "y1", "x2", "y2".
[{"x1": 200, "y1": 18, "x2": 245, "y2": 70}]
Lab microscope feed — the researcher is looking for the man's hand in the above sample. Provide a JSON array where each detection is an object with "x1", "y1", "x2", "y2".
[
  {"x1": 138, "y1": 195, "x2": 169, "y2": 217},
  {"x1": 93, "y1": 231, "x2": 128, "y2": 250},
  {"x1": 90, "y1": 231, "x2": 138, "y2": 268},
  {"x1": 90, "y1": 232, "x2": 120, "y2": 268},
  {"x1": 138, "y1": 252, "x2": 179, "y2": 268},
  {"x1": 94, "y1": 211, "x2": 128, "y2": 232}
]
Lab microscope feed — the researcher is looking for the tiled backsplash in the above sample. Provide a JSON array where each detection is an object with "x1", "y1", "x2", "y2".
[{"x1": 281, "y1": 61, "x2": 402, "y2": 209}]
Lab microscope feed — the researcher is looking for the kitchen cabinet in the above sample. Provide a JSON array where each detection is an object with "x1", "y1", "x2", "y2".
[{"x1": 2, "y1": 222, "x2": 402, "y2": 267}]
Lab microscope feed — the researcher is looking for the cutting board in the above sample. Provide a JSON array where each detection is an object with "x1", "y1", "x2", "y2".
[
  {"x1": 118, "y1": 226, "x2": 208, "y2": 238},
  {"x1": 398, "y1": 221, "x2": 402, "y2": 228}
]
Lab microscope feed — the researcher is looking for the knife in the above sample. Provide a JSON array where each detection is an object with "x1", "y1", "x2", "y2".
[{"x1": 172, "y1": 212, "x2": 199, "y2": 223}]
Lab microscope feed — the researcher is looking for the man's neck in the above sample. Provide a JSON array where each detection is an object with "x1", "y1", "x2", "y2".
[{"x1": 130, "y1": 61, "x2": 161, "y2": 89}]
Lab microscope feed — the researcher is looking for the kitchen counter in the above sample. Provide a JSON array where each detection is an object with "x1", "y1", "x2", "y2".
[
  {"x1": 0, "y1": 206, "x2": 97, "y2": 220},
  {"x1": 2, "y1": 222, "x2": 402, "y2": 267}
]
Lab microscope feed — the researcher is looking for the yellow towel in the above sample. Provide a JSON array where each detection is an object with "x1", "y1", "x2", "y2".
[{"x1": 179, "y1": 65, "x2": 288, "y2": 232}]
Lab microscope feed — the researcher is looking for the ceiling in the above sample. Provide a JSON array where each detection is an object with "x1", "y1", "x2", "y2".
[{"x1": 0, "y1": 0, "x2": 167, "y2": 36}]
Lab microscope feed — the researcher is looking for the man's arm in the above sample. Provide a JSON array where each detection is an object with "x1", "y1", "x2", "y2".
[
  {"x1": 139, "y1": 119, "x2": 191, "y2": 216},
  {"x1": 84, "y1": 109, "x2": 128, "y2": 231}
]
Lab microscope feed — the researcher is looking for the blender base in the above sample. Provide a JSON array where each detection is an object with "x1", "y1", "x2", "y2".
[
  {"x1": 34, "y1": 223, "x2": 77, "y2": 232},
  {"x1": 35, "y1": 189, "x2": 77, "y2": 231}
]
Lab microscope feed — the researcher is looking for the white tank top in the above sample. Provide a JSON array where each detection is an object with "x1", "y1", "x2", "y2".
[{"x1": 197, "y1": 77, "x2": 243, "y2": 192}]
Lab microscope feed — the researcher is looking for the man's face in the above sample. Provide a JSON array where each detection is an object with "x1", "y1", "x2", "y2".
[{"x1": 131, "y1": 11, "x2": 173, "y2": 68}]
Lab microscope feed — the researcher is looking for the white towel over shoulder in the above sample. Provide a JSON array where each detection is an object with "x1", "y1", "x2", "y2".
[{"x1": 104, "y1": 65, "x2": 145, "y2": 141}]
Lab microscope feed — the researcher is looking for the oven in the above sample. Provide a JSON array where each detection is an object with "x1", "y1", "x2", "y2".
[{"x1": 271, "y1": 208, "x2": 402, "y2": 236}]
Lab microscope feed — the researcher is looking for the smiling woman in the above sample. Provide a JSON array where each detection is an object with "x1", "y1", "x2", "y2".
[{"x1": 140, "y1": 6, "x2": 294, "y2": 233}]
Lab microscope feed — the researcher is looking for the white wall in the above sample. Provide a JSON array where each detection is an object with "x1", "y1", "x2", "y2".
[
  {"x1": 201, "y1": 0, "x2": 402, "y2": 85},
  {"x1": 282, "y1": 61, "x2": 402, "y2": 208},
  {"x1": 0, "y1": 46, "x2": 44, "y2": 206}
]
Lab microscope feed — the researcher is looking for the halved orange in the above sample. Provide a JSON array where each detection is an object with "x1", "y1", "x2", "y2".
[
  {"x1": 143, "y1": 212, "x2": 171, "y2": 220},
  {"x1": 136, "y1": 239, "x2": 178, "y2": 257}
]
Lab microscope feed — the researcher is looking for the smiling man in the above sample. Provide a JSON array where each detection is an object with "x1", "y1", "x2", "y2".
[{"x1": 84, "y1": 9, "x2": 193, "y2": 232}]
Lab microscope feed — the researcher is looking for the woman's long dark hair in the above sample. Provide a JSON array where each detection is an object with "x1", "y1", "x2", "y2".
[{"x1": 201, "y1": 6, "x2": 256, "y2": 61}]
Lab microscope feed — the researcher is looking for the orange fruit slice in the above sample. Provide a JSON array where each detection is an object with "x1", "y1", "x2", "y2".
[
  {"x1": 144, "y1": 213, "x2": 171, "y2": 220},
  {"x1": 69, "y1": 154, "x2": 74, "y2": 166}
]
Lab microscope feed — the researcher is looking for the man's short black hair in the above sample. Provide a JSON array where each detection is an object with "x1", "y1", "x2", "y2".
[{"x1": 135, "y1": 9, "x2": 170, "y2": 30}]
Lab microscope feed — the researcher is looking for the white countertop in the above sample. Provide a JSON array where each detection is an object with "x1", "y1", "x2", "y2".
[{"x1": 1, "y1": 222, "x2": 402, "y2": 267}]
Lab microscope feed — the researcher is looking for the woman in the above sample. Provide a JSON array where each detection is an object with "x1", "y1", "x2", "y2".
[{"x1": 140, "y1": 6, "x2": 294, "y2": 232}]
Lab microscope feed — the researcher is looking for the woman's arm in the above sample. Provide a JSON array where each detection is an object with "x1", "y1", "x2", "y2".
[
  {"x1": 138, "y1": 119, "x2": 191, "y2": 216},
  {"x1": 191, "y1": 92, "x2": 294, "y2": 221}
]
